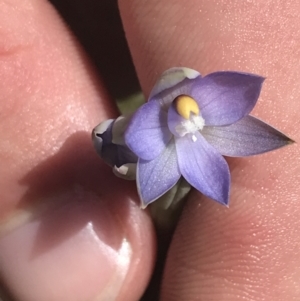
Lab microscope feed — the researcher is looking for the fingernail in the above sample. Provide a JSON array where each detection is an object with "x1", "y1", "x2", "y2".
[{"x1": 0, "y1": 188, "x2": 132, "y2": 301}]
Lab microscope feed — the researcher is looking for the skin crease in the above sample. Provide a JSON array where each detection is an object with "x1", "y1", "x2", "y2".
[
  {"x1": 118, "y1": 0, "x2": 300, "y2": 300},
  {"x1": 0, "y1": 1, "x2": 300, "y2": 301}
]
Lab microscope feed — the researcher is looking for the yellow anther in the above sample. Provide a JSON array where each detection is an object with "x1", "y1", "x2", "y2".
[{"x1": 174, "y1": 95, "x2": 200, "y2": 119}]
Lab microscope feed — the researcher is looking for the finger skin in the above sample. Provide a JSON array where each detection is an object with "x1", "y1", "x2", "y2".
[
  {"x1": 0, "y1": 1, "x2": 155, "y2": 300},
  {"x1": 119, "y1": 0, "x2": 300, "y2": 300}
]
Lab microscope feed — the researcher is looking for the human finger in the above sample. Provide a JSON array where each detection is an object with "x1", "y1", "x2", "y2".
[{"x1": 0, "y1": 1, "x2": 155, "y2": 300}]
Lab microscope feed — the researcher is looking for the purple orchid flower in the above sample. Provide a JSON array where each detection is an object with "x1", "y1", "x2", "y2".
[{"x1": 123, "y1": 67, "x2": 293, "y2": 208}]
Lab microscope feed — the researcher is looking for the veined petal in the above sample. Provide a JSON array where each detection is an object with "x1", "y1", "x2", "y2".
[
  {"x1": 176, "y1": 132, "x2": 230, "y2": 205},
  {"x1": 125, "y1": 101, "x2": 172, "y2": 160},
  {"x1": 149, "y1": 68, "x2": 201, "y2": 110},
  {"x1": 190, "y1": 72, "x2": 265, "y2": 126},
  {"x1": 202, "y1": 115, "x2": 294, "y2": 157},
  {"x1": 137, "y1": 139, "x2": 181, "y2": 208}
]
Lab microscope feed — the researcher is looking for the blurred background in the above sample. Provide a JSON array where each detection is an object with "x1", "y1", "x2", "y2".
[{"x1": 50, "y1": 0, "x2": 141, "y2": 102}]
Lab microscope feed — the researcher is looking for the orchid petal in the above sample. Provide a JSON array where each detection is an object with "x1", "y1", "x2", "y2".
[
  {"x1": 190, "y1": 72, "x2": 264, "y2": 126},
  {"x1": 176, "y1": 131, "x2": 230, "y2": 205},
  {"x1": 92, "y1": 119, "x2": 114, "y2": 153},
  {"x1": 202, "y1": 115, "x2": 294, "y2": 157},
  {"x1": 137, "y1": 139, "x2": 181, "y2": 208},
  {"x1": 125, "y1": 101, "x2": 172, "y2": 160},
  {"x1": 149, "y1": 68, "x2": 201, "y2": 110},
  {"x1": 112, "y1": 114, "x2": 133, "y2": 146},
  {"x1": 92, "y1": 120, "x2": 137, "y2": 167}
]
